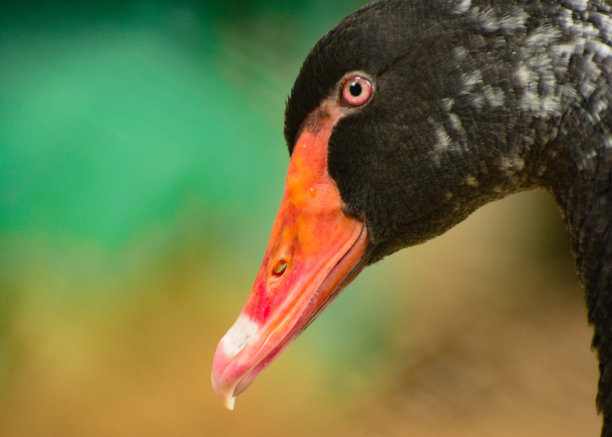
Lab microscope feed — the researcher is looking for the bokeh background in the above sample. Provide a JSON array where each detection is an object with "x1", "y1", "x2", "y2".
[{"x1": 0, "y1": 1, "x2": 600, "y2": 436}]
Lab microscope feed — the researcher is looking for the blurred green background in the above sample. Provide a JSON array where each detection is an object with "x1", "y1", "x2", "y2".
[{"x1": 0, "y1": 1, "x2": 601, "y2": 436}]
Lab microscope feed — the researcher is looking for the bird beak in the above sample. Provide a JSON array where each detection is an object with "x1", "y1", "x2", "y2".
[{"x1": 211, "y1": 111, "x2": 370, "y2": 409}]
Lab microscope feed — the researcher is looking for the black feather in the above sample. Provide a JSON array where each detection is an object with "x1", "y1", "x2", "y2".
[{"x1": 284, "y1": 0, "x2": 612, "y2": 434}]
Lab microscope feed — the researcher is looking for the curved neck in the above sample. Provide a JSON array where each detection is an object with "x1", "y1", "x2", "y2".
[{"x1": 545, "y1": 122, "x2": 612, "y2": 433}]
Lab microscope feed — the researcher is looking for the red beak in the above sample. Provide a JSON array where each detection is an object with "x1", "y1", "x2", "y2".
[{"x1": 211, "y1": 107, "x2": 370, "y2": 409}]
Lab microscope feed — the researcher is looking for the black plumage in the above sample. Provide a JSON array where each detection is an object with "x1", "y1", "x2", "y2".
[{"x1": 284, "y1": 0, "x2": 612, "y2": 434}]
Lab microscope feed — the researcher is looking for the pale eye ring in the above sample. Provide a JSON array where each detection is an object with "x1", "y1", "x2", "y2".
[{"x1": 340, "y1": 74, "x2": 373, "y2": 107}]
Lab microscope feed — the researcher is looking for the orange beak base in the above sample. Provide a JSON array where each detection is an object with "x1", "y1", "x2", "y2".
[{"x1": 211, "y1": 107, "x2": 370, "y2": 409}]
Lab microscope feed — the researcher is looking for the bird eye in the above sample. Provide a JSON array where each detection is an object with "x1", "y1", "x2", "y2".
[{"x1": 340, "y1": 74, "x2": 373, "y2": 107}]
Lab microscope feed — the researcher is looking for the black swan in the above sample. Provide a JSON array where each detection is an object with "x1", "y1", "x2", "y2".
[{"x1": 212, "y1": 0, "x2": 612, "y2": 434}]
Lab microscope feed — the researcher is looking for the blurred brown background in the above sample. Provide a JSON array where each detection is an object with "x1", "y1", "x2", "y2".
[{"x1": 0, "y1": 1, "x2": 599, "y2": 436}]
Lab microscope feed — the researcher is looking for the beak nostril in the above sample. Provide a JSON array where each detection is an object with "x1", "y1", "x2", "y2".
[{"x1": 272, "y1": 259, "x2": 288, "y2": 277}]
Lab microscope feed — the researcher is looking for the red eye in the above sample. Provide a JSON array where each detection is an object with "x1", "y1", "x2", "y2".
[{"x1": 340, "y1": 74, "x2": 373, "y2": 107}]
